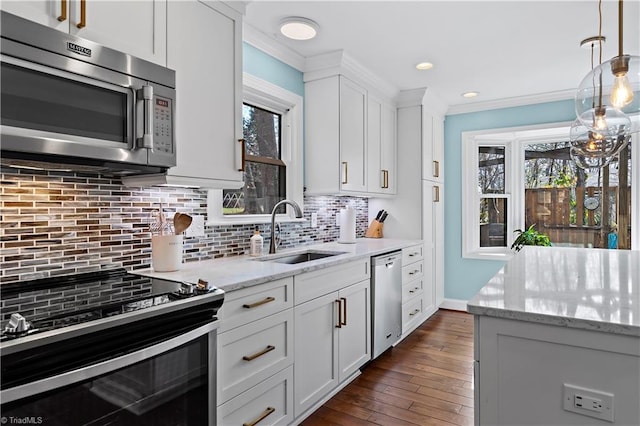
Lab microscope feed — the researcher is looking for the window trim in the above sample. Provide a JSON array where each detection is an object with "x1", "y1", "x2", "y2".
[
  {"x1": 207, "y1": 73, "x2": 304, "y2": 225},
  {"x1": 462, "y1": 121, "x2": 639, "y2": 259}
]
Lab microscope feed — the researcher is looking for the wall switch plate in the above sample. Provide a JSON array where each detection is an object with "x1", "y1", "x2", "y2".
[
  {"x1": 563, "y1": 383, "x2": 614, "y2": 422},
  {"x1": 311, "y1": 212, "x2": 318, "y2": 228},
  {"x1": 186, "y1": 215, "x2": 205, "y2": 237}
]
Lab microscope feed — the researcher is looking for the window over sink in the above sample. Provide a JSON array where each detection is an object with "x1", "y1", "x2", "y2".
[{"x1": 207, "y1": 74, "x2": 303, "y2": 225}]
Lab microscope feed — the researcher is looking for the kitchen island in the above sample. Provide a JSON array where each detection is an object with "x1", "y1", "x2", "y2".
[{"x1": 467, "y1": 246, "x2": 639, "y2": 426}]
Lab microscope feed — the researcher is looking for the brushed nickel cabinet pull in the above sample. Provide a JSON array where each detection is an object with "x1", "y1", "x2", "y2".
[
  {"x1": 335, "y1": 299, "x2": 342, "y2": 328},
  {"x1": 433, "y1": 185, "x2": 440, "y2": 203},
  {"x1": 383, "y1": 170, "x2": 389, "y2": 188},
  {"x1": 341, "y1": 161, "x2": 348, "y2": 184},
  {"x1": 242, "y1": 407, "x2": 275, "y2": 426},
  {"x1": 409, "y1": 308, "x2": 420, "y2": 316},
  {"x1": 76, "y1": 0, "x2": 86, "y2": 28},
  {"x1": 58, "y1": 0, "x2": 67, "y2": 21},
  {"x1": 341, "y1": 297, "x2": 347, "y2": 326},
  {"x1": 380, "y1": 169, "x2": 385, "y2": 188},
  {"x1": 243, "y1": 296, "x2": 275, "y2": 309},
  {"x1": 242, "y1": 345, "x2": 275, "y2": 361},
  {"x1": 433, "y1": 160, "x2": 440, "y2": 178},
  {"x1": 409, "y1": 269, "x2": 420, "y2": 275},
  {"x1": 237, "y1": 138, "x2": 246, "y2": 171}
]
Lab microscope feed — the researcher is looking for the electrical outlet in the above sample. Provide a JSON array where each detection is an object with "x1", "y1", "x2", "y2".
[
  {"x1": 563, "y1": 383, "x2": 614, "y2": 422},
  {"x1": 311, "y1": 212, "x2": 318, "y2": 228},
  {"x1": 186, "y1": 215, "x2": 205, "y2": 237}
]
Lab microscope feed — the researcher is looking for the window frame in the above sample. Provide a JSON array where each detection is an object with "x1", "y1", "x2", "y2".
[
  {"x1": 207, "y1": 73, "x2": 304, "y2": 225},
  {"x1": 462, "y1": 121, "x2": 639, "y2": 259}
]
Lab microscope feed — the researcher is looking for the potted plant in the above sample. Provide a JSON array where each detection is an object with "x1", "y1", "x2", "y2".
[{"x1": 511, "y1": 224, "x2": 551, "y2": 252}]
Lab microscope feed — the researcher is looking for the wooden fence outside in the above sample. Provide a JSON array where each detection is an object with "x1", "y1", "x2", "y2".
[{"x1": 525, "y1": 187, "x2": 631, "y2": 249}]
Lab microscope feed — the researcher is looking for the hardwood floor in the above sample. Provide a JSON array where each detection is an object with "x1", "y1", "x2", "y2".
[{"x1": 301, "y1": 310, "x2": 475, "y2": 426}]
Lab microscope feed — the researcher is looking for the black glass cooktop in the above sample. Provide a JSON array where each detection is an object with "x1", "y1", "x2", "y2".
[{"x1": 0, "y1": 269, "x2": 221, "y2": 342}]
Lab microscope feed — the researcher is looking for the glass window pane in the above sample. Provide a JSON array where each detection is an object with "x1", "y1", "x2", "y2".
[
  {"x1": 480, "y1": 198, "x2": 507, "y2": 247},
  {"x1": 242, "y1": 103, "x2": 280, "y2": 158},
  {"x1": 523, "y1": 141, "x2": 632, "y2": 249},
  {"x1": 223, "y1": 162, "x2": 285, "y2": 215},
  {"x1": 478, "y1": 146, "x2": 505, "y2": 194}
]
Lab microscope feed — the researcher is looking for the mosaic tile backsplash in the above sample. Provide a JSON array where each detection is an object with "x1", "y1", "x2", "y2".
[{"x1": 1, "y1": 168, "x2": 369, "y2": 284}]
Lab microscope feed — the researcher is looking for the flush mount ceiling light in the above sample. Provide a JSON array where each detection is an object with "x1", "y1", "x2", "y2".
[
  {"x1": 462, "y1": 91, "x2": 479, "y2": 98},
  {"x1": 415, "y1": 62, "x2": 433, "y2": 71},
  {"x1": 279, "y1": 17, "x2": 319, "y2": 40}
]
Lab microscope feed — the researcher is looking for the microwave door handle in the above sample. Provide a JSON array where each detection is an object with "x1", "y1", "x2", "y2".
[{"x1": 136, "y1": 85, "x2": 154, "y2": 150}]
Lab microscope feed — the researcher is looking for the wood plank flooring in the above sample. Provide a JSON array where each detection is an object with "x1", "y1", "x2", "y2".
[{"x1": 301, "y1": 310, "x2": 475, "y2": 426}]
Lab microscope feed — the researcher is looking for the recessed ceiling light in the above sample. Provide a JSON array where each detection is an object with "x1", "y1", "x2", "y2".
[
  {"x1": 279, "y1": 17, "x2": 319, "y2": 40},
  {"x1": 462, "y1": 91, "x2": 479, "y2": 98},
  {"x1": 415, "y1": 62, "x2": 433, "y2": 70}
]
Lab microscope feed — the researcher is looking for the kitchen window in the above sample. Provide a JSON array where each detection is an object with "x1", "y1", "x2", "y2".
[
  {"x1": 207, "y1": 74, "x2": 303, "y2": 224},
  {"x1": 462, "y1": 123, "x2": 638, "y2": 259}
]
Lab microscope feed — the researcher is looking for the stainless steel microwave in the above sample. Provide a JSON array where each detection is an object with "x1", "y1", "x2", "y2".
[{"x1": 0, "y1": 11, "x2": 176, "y2": 175}]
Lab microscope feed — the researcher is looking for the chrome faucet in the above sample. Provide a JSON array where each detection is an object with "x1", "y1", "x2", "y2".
[{"x1": 269, "y1": 200, "x2": 303, "y2": 254}]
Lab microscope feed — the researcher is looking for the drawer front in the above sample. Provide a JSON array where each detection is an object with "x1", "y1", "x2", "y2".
[
  {"x1": 218, "y1": 277, "x2": 293, "y2": 332},
  {"x1": 402, "y1": 278, "x2": 423, "y2": 303},
  {"x1": 402, "y1": 261, "x2": 423, "y2": 283},
  {"x1": 218, "y1": 365, "x2": 293, "y2": 426},
  {"x1": 218, "y1": 309, "x2": 293, "y2": 404},
  {"x1": 295, "y1": 258, "x2": 370, "y2": 305},
  {"x1": 402, "y1": 244, "x2": 423, "y2": 265},
  {"x1": 402, "y1": 297, "x2": 423, "y2": 333}
]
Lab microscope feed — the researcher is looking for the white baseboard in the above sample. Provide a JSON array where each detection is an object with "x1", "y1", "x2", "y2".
[{"x1": 440, "y1": 298, "x2": 469, "y2": 312}]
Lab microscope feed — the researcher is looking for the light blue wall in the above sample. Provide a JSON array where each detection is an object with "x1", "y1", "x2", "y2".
[
  {"x1": 243, "y1": 43, "x2": 304, "y2": 96},
  {"x1": 443, "y1": 99, "x2": 577, "y2": 301}
]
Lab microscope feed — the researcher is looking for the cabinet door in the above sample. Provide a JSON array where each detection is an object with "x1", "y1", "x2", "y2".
[
  {"x1": 339, "y1": 77, "x2": 367, "y2": 193},
  {"x1": 422, "y1": 110, "x2": 444, "y2": 183},
  {"x1": 367, "y1": 95, "x2": 396, "y2": 195},
  {"x1": 381, "y1": 101, "x2": 397, "y2": 194},
  {"x1": 293, "y1": 292, "x2": 339, "y2": 418},
  {"x1": 166, "y1": 1, "x2": 243, "y2": 187},
  {"x1": 338, "y1": 279, "x2": 371, "y2": 382},
  {"x1": 1, "y1": 1, "x2": 69, "y2": 32},
  {"x1": 423, "y1": 181, "x2": 444, "y2": 315},
  {"x1": 69, "y1": 0, "x2": 166, "y2": 65}
]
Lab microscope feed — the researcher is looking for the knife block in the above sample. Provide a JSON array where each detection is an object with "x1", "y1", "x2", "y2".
[{"x1": 365, "y1": 219, "x2": 383, "y2": 238}]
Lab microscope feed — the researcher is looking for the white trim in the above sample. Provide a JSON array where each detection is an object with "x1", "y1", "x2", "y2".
[
  {"x1": 440, "y1": 299, "x2": 469, "y2": 312},
  {"x1": 207, "y1": 74, "x2": 304, "y2": 225},
  {"x1": 447, "y1": 89, "x2": 575, "y2": 115},
  {"x1": 632, "y1": 133, "x2": 639, "y2": 251},
  {"x1": 242, "y1": 23, "x2": 306, "y2": 71}
]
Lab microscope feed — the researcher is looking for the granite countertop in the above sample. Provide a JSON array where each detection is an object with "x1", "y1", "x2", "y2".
[
  {"x1": 467, "y1": 246, "x2": 640, "y2": 337},
  {"x1": 132, "y1": 238, "x2": 421, "y2": 293}
]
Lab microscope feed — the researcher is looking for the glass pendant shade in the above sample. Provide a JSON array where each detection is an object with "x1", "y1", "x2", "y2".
[
  {"x1": 570, "y1": 147, "x2": 614, "y2": 169},
  {"x1": 575, "y1": 55, "x2": 640, "y2": 133},
  {"x1": 569, "y1": 117, "x2": 630, "y2": 159}
]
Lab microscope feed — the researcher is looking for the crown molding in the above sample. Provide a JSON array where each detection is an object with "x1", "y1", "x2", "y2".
[
  {"x1": 243, "y1": 23, "x2": 306, "y2": 71},
  {"x1": 446, "y1": 89, "x2": 575, "y2": 115},
  {"x1": 303, "y1": 50, "x2": 399, "y2": 100}
]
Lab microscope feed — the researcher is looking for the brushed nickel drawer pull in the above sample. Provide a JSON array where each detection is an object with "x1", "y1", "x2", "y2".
[
  {"x1": 242, "y1": 345, "x2": 275, "y2": 361},
  {"x1": 76, "y1": 0, "x2": 86, "y2": 28},
  {"x1": 58, "y1": 0, "x2": 67, "y2": 21},
  {"x1": 409, "y1": 308, "x2": 420, "y2": 316},
  {"x1": 433, "y1": 160, "x2": 440, "y2": 178},
  {"x1": 243, "y1": 406, "x2": 275, "y2": 426},
  {"x1": 408, "y1": 269, "x2": 420, "y2": 275},
  {"x1": 433, "y1": 185, "x2": 440, "y2": 203},
  {"x1": 243, "y1": 296, "x2": 275, "y2": 309}
]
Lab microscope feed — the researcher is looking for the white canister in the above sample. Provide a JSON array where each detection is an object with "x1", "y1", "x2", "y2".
[
  {"x1": 338, "y1": 206, "x2": 357, "y2": 244},
  {"x1": 151, "y1": 234, "x2": 183, "y2": 272}
]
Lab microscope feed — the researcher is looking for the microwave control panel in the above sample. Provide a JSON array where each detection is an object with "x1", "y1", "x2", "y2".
[{"x1": 153, "y1": 96, "x2": 173, "y2": 153}]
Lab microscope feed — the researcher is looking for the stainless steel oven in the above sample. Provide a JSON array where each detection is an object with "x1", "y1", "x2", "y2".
[
  {"x1": 0, "y1": 270, "x2": 223, "y2": 425},
  {"x1": 0, "y1": 11, "x2": 176, "y2": 175}
]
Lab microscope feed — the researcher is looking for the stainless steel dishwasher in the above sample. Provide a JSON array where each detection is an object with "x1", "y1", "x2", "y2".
[{"x1": 371, "y1": 251, "x2": 403, "y2": 359}]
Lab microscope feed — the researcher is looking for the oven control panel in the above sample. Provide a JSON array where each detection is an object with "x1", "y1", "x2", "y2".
[{"x1": 153, "y1": 96, "x2": 173, "y2": 154}]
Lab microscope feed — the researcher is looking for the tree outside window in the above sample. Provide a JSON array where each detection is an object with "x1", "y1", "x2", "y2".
[{"x1": 223, "y1": 103, "x2": 286, "y2": 215}]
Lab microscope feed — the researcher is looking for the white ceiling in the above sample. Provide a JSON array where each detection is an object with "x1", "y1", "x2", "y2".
[{"x1": 243, "y1": 0, "x2": 640, "y2": 110}]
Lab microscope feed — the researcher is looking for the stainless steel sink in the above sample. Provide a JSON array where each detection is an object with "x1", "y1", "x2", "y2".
[{"x1": 256, "y1": 250, "x2": 346, "y2": 264}]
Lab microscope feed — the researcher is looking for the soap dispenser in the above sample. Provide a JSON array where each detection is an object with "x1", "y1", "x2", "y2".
[{"x1": 250, "y1": 227, "x2": 264, "y2": 256}]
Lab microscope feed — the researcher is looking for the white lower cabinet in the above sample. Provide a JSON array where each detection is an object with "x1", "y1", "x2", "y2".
[
  {"x1": 294, "y1": 279, "x2": 371, "y2": 418},
  {"x1": 401, "y1": 244, "x2": 428, "y2": 335},
  {"x1": 218, "y1": 365, "x2": 293, "y2": 426}
]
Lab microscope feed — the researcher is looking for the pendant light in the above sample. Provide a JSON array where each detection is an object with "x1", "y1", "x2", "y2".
[{"x1": 575, "y1": 0, "x2": 639, "y2": 134}]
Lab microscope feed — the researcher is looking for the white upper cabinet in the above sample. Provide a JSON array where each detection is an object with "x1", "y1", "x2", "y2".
[
  {"x1": 2, "y1": 0, "x2": 167, "y2": 66},
  {"x1": 368, "y1": 94, "x2": 397, "y2": 195},
  {"x1": 163, "y1": 0, "x2": 243, "y2": 188},
  {"x1": 304, "y1": 50, "x2": 398, "y2": 197},
  {"x1": 422, "y1": 96, "x2": 446, "y2": 183}
]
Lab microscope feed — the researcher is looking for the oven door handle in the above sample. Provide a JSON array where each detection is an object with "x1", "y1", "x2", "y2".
[
  {"x1": 1, "y1": 320, "x2": 218, "y2": 405},
  {"x1": 136, "y1": 85, "x2": 154, "y2": 150}
]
